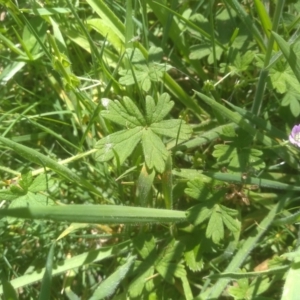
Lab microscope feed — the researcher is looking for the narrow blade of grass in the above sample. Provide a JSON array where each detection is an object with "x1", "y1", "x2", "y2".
[
  {"x1": 89, "y1": 256, "x2": 136, "y2": 300},
  {"x1": 254, "y1": 0, "x2": 272, "y2": 39},
  {"x1": 0, "y1": 136, "x2": 102, "y2": 197},
  {"x1": 204, "y1": 171, "x2": 300, "y2": 191},
  {"x1": 0, "y1": 245, "x2": 121, "y2": 293},
  {"x1": 38, "y1": 243, "x2": 56, "y2": 300},
  {"x1": 0, "y1": 205, "x2": 187, "y2": 224}
]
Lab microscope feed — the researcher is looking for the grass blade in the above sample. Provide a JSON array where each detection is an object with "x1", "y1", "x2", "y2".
[
  {"x1": 89, "y1": 256, "x2": 135, "y2": 300},
  {"x1": 204, "y1": 171, "x2": 300, "y2": 191},
  {"x1": 0, "y1": 136, "x2": 102, "y2": 197},
  {"x1": 38, "y1": 243, "x2": 56, "y2": 300},
  {"x1": 0, "y1": 205, "x2": 187, "y2": 224},
  {"x1": 0, "y1": 246, "x2": 120, "y2": 293}
]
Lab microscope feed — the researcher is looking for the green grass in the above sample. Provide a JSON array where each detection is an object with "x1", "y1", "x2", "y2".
[{"x1": 1, "y1": 0, "x2": 300, "y2": 299}]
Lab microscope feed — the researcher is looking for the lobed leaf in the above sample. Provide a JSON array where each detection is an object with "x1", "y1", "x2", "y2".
[
  {"x1": 150, "y1": 93, "x2": 174, "y2": 123},
  {"x1": 185, "y1": 178, "x2": 212, "y2": 201},
  {"x1": 94, "y1": 127, "x2": 143, "y2": 165},
  {"x1": 142, "y1": 129, "x2": 169, "y2": 173},
  {"x1": 186, "y1": 203, "x2": 212, "y2": 226},
  {"x1": 206, "y1": 205, "x2": 224, "y2": 244},
  {"x1": 101, "y1": 97, "x2": 146, "y2": 127},
  {"x1": 150, "y1": 119, "x2": 192, "y2": 141}
]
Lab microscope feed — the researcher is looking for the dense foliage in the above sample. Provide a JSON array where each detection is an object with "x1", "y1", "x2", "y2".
[{"x1": 1, "y1": 0, "x2": 300, "y2": 299}]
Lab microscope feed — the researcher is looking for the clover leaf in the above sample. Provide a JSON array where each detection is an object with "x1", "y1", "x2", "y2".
[{"x1": 95, "y1": 93, "x2": 192, "y2": 173}]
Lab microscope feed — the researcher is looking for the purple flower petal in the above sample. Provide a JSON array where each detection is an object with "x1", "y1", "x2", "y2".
[{"x1": 289, "y1": 124, "x2": 300, "y2": 147}]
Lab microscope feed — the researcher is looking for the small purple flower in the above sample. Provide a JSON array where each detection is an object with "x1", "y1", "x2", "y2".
[{"x1": 289, "y1": 125, "x2": 300, "y2": 147}]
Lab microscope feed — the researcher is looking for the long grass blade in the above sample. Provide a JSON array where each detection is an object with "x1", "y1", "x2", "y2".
[{"x1": 0, "y1": 205, "x2": 187, "y2": 224}]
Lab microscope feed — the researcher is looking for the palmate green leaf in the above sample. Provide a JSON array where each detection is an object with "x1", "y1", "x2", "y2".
[
  {"x1": 184, "y1": 244, "x2": 204, "y2": 272},
  {"x1": 190, "y1": 44, "x2": 223, "y2": 64},
  {"x1": 0, "y1": 189, "x2": 19, "y2": 201},
  {"x1": 154, "y1": 239, "x2": 186, "y2": 284},
  {"x1": 147, "y1": 63, "x2": 169, "y2": 81},
  {"x1": 133, "y1": 233, "x2": 156, "y2": 259},
  {"x1": 186, "y1": 203, "x2": 213, "y2": 226},
  {"x1": 119, "y1": 64, "x2": 169, "y2": 92},
  {"x1": 94, "y1": 127, "x2": 143, "y2": 165},
  {"x1": 156, "y1": 261, "x2": 186, "y2": 284},
  {"x1": 155, "y1": 239, "x2": 184, "y2": 264},
  {"x1": 183, "y1": 229, "x2": 216, "y2": 268},
  {"x1": 29, "y1": 174, "x2": 54, "y2": 193},
  {"x1": 9, "y1": 185, "x2": 26, "y2": 196},
  {"x1": 150, "y1": 120, "x2": 192, "y2": 141},
  {"x1": 232, "y1": 51, "x2": 255, "y2": 72},
  {"x1": 213, "y1": 144, "x2": 237, "y2": 162},
  {"x1": 9, "y1": 192, "x2": 48, "y2": 207},
  {"x1": 145, "y1": 93, "x2": 174, "y2": 124},
  {"x1": 97, "y1": 94, "x2": 192, "y2": 172},
  {"x1": 148, "y1": 46, "x2": 164, "y2": 62},
  {"x1": 188, "y1": 201, "x2": 239, "y2": 244},
  {"x1": 129, "y1": 265, "x2": 155, "y2": 298},
  {"x1": 228, "y1": 276, "x2": 271, "y2": 299},
  {"x1": 19, "y1": 172, "x2": 54, "y2": 193},
  {"x1": 200, "y1": 197, "x2": 287, "y2": 299},
  {"x1": 119, "y1": 69, "x2": 151, "y2": 92},
  {"x1": 269, "y1": 64, "x2": 300, "y2": 94},
  {"x1": 228, "y1": 149, "x2": 265, "y2": 171},
  {"x1": 1, "y1": 173, "x2": 55, "y2": 223},
  {"x1": 119, "y1": 47, "x2": 171, "y2": 91},
  {"x1": 101, "y1": 97, "x2": 146, "y2": 127},
  {"x1": 142, "y1": 128, "x2": 169, "y2": 173},
  {"x1": 18, "y1": 172, "x2": 32, "y2": 190},
  {"x1": 124, "y1": 47, "x2": 146, "y2": 64},
  {"x1": 185, "y1": 178, "x2": 212, "y2": 202},
  {"x1": 220, "y1": 205, "x2": 240, "y2": 233},
  {"x1": 206, "y1": 205, "x2": 224, "y2": 244},
  {"x1": 213, "y1": 143, "x2": 265, "y2": 171}
]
